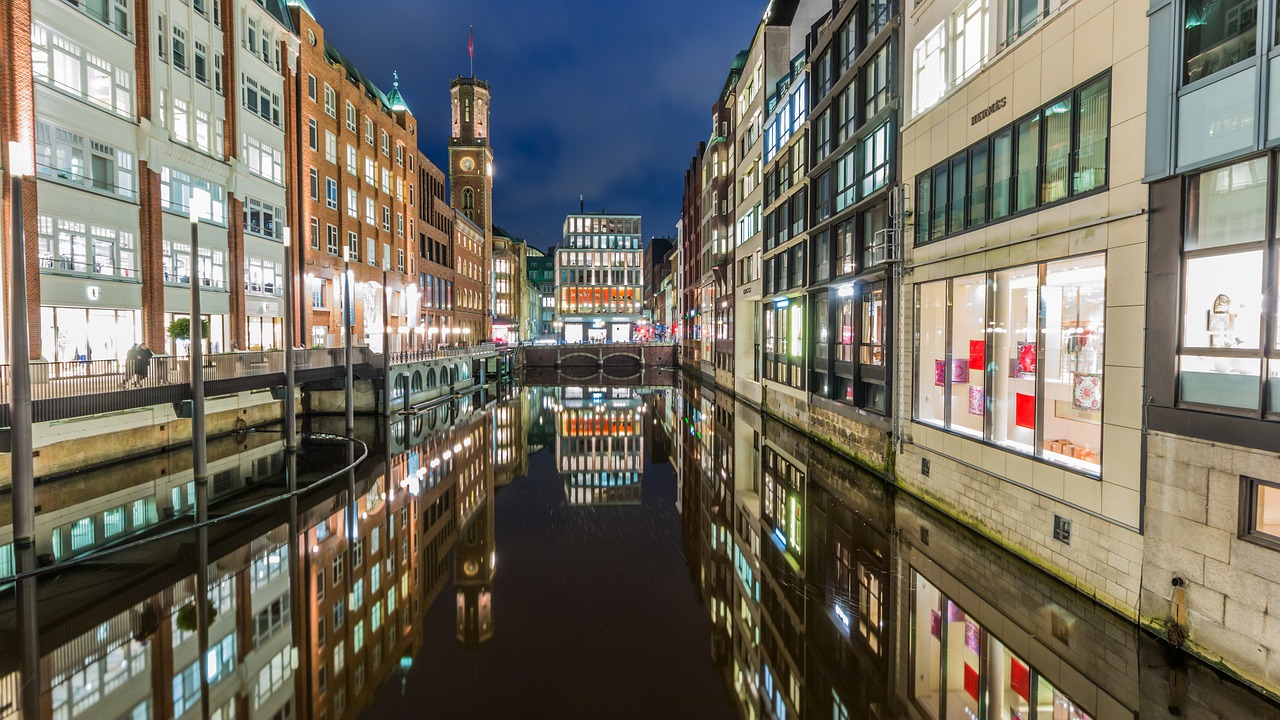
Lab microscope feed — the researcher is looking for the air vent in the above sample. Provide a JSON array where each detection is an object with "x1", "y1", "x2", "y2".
[
  {"x1": 1053, "y1": 515, "x2": 1072, "y2": 545},
  {"x1": 921, "y1": 458, "x2": 931, "y2": 477}
]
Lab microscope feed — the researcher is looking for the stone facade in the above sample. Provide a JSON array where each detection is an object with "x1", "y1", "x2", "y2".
[{"x1": 1142, "y1": 432, "x2": 1280, "y2": 694}]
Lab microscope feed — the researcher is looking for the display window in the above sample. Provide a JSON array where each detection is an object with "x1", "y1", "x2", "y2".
[
  {"x1": 914, "y1": 254, "x2": 1105, "y2": 474},
  {"x1": 1178, "y1": 157, "x2": 1280, "y2": 415},
  {"x1": 40, "y1": 307, "x2": 140, "y2": 362}
]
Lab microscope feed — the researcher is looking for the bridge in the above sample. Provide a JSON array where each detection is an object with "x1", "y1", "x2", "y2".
[
  {"x1": 0, "y1": 344, "x2": 513, "y2": 426},
  {"x1": 520, "y1": 342, "x2": 677, "y2": 371}
]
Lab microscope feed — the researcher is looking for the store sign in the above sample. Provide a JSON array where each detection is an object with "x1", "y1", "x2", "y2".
[
  {"x1": 251, "y1": 302, "x2": 280, "y2": 316},
  {"x1": 86, "y1": 286, "x2": 100, "y2": 300},
  {"x1": 971, "y1": 97, "x2": 1007, "y2": 125}
]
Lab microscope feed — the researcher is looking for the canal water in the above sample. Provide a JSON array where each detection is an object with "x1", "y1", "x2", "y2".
[{"x1": 2, "y1": 380, "x2": 1279, "y2": 720}]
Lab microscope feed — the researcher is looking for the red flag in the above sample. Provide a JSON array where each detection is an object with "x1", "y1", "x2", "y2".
[{"x1": 468, "y1": 27, "x2": 474, "y2": 59}]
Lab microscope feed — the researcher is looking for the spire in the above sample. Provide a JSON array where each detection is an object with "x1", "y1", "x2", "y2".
[{"x1": 387, "y1": 70, "x2": 408, "y2": 112}]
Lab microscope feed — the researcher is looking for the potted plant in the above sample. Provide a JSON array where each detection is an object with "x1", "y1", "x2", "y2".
[
  {"x1": 168, "y1": 318, "x2": 211, "y2": 346},
  {"x1": 174, "y1": 598, "x2": 217, "y2": 632}
]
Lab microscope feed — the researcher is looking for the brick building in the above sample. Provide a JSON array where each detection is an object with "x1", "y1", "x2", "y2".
[{"x1": 288, "y1": 4, "x2": 421, "y2": 351}]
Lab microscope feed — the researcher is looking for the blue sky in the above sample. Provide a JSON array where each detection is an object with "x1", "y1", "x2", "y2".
[{"x1": 307, "y1": 0, "x2": 763, "y2": 251}]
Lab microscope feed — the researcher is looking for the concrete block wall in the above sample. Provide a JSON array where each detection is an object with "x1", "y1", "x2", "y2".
[
  {"x1": 894, "y1": 493, "x2": 1143, "y2": 716},
  {"x1": 897, "y1": 437, "x2": 1144, "y2": 618},
  {"x1": 0, "y1": 387, "x2": 288, "y2": 486},
  {"x1": 1142, "y1": 431, "x2": 1280, "y2": 694}
]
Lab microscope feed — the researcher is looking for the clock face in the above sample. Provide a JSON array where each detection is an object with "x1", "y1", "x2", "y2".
[{"x1": 460, "y1": 157, "x2": 475, "y2": 172}]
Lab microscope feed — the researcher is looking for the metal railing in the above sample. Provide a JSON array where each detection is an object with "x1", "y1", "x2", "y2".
[
  {"x1": 0, "y1": 344, "x2": 504, "y2": 424},
  {"x1": 388, "y1": 342, "x2": 501, "y2": 366}
]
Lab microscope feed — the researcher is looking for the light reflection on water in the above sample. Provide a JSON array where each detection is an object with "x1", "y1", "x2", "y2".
[{"x1": 0, "y1": 381, "x2": 1277, "y2": 720}]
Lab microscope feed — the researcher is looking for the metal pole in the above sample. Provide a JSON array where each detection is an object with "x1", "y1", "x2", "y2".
[
  {"x1": 16, "y1": 546, "x2": 39, "y2": 719},
  {"x1": 344, "y1": 259, "x2": 354, "y2": 435},
  {"x1": 8, "y1": 171, "x2": 34, "y2": 548},
  {"x1": 283, "y1": 228, "x2": 296, "y2": 451},
  {"x1": 190, "y1": 191, "x2": 208, "y2": 516},
  {"x1": 382, "y1": 269, "x2": 390, "y2": 415}
]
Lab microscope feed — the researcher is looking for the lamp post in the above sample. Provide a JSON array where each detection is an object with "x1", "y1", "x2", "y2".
[
  {"x1": 8, "y1": 141, "x2": 35, "y2": 549},
  {"x1": 343, "y1": 260, "x2": 354, "y2": 435},
  {"x1": 189, "y1": 188, "x2": 210, "y2": 516},
  {"x1": 282, "y1": 227, "x2": 296, "y2": 452}
]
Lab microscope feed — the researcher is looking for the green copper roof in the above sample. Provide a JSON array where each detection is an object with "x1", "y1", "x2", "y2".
[
  {"x1": 285, "y1": 0, "x2": 312, "y2": 20},
  {"x1": 387, "y1": 71, "x2": 408, "y2": 112}
]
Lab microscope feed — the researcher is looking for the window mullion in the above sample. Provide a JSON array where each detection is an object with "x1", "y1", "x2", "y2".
[{"x1": 1034, "y1": 262, "x2": 1048, "y2": 455}]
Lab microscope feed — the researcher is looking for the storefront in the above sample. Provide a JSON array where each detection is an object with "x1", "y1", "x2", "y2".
[
  {"x1": 163, "y1": 312, "x2": 228, "y2": 355},
  {"x1": 246, "y1": 300, "x2": 283, "y2": 351},
  {"x1": 40, "y1": 306, "x2": 140, "y2": 362},
  {"x1": 915, "y1": 254, "x2": 1106, "y2": 476}
]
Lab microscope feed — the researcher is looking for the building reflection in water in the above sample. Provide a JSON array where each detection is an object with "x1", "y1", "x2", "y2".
[
  {"x1": 554, "y1": 387, "x2": 645, "y2": 506},
  {"x1": 672, "y1": 378, "x2": 1280, "y2": 720},
  {"x1": 5, "y1": 382, "x2": 1280, "y2": 719}
]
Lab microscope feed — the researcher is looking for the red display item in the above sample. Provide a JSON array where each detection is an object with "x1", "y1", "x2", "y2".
[
  {"x1": 1011, "y1": 657, "x2": 1031, "y2": 701},
  {"x1": 969, "y1": 339, "x2": 985, "y2": 369},
  {"x1": 1017, "y1": 341, "x2": 1037, "y2": 376},
  {"x1": 1015, "y1": 393, "x2": 1036, "y2": 429},
  {"x1": 964, "y1": 663, "x2": 980, "y2": 702}
]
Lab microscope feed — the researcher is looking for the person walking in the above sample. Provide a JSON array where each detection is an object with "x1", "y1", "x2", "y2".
[
  {"x1": 134, "y1": 344, "x2": 154, "y2": 387},
  {"x1": 123, "y1": 344, "x2": 140, "y2": 388}
]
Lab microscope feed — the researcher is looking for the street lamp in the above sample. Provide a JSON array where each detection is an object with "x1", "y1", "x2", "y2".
[
  {"x1": 8, "y1": 141, "x2": 35, "y2": 548},
  {"x1": 282, "y1": 227, "x2": 296, "y2": 452},
  {"x1": 189, "y1": 187, "x2": 210, "y2": 509}
]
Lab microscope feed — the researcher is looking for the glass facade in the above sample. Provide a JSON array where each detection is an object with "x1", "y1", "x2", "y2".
[
  {"x1": 916, "y1": 75, "x2": 1111, "y2": 245},
  {"x1": 915, "y1": 255, "x2": 1106, "y2": 475},
  {"x1": 1178, "y1": 157, "x2": 1280, "y2": 416}
]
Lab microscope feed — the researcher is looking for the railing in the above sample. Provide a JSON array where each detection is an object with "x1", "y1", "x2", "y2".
[
  {"x1": 0, "y1": 345, "x2": 506, "y2": 423},
  {"x1": 389, "y1": 342, "x2": 501, "y2": 365}
]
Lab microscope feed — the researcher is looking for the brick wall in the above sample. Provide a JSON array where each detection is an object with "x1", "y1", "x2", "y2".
[{"x1": 138, "y1": 162, "x2": 166, "y2": 348}]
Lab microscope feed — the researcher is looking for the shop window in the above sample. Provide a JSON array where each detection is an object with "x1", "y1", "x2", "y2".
[
  {"x1": 914, "y1": 255, "x2": 1105, "y2": 474},
  {"x1": 1184, "y1": 0, "x2": 1256, "y2": 84},
  {"x1": 1178, "y1": 157, "x2": 1275, "y2": 414},
  {"x1": 1244, "y1": 476, "x2": 1280, "y2": 546}
]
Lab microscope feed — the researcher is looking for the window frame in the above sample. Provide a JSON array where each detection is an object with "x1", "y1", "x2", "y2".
[{"x1": 914, "y1": 71, "x2": 1111, "y2": 247}]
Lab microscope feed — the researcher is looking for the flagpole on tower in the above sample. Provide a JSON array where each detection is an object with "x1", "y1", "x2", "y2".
[{"x1": 469, "y1": 26, "x2": 474, "y2": 78}]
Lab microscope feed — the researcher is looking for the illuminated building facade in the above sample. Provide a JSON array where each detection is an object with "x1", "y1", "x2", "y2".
[
  {"x1": 555, "y1": 387, "x2": 645, "y2": 506},
  {"x1": 556, "y1": 213, "x2": 644, "y2": 344},
  {"x1": 290, "y1": 3, "x2": 423, "y2": 351}
]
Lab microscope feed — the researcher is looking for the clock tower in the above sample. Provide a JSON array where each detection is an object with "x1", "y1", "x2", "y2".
[{"x1": 449, "y1": 76, "x2": 494, "y2": 331}]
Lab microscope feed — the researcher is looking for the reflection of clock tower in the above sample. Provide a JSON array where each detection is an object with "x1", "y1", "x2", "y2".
[
  {"x1": 449, "y1": 77, "x2": 494, "y2": 325},
  {"x1": 455, "y1": 463, "x2": 496, "y2": 646}
]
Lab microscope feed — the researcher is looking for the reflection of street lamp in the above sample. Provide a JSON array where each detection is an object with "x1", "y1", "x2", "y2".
[{"x1": 8, "y1": 141, "x2": 35, "y2": 547}]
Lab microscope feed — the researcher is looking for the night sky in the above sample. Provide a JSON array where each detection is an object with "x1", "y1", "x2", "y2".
[{"x1": 306, "y1": 0, "x2": 762, "y2": 251}]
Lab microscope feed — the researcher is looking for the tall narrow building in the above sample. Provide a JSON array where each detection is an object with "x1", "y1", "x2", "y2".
[{"x1": 448, "y1": 77, "x2": 493, "y2": 340}]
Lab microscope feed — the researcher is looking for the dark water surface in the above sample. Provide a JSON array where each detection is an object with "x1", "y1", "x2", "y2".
[{"x1": 2, "y1": 381, "x2": 1279, "y2": 720}]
